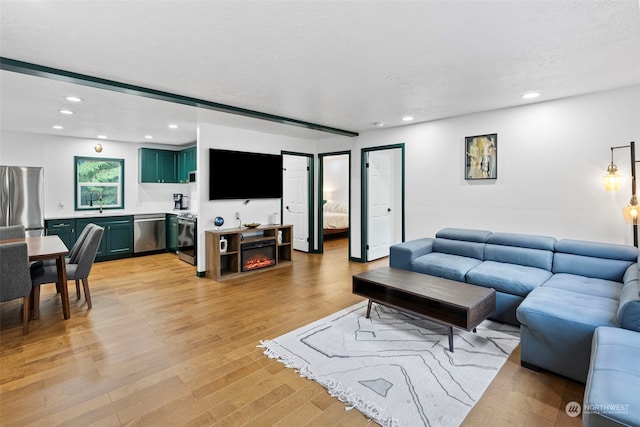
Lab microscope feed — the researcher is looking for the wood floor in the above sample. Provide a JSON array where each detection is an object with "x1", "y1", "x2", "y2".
[{"x1": 1, "y1": 238, "x2": 584, "y2": 426}]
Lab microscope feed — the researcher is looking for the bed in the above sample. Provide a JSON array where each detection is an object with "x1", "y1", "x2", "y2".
[{"x1": 323, "y1": 201, "x2": 349, "y2": 235}]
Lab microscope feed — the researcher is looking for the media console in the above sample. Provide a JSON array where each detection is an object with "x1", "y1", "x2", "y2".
[{"x1": 205, "y1": 224, "x2": 293, "y2": 281}]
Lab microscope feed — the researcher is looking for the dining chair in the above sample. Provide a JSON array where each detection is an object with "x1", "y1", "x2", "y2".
[
  {"x1": 0, "y1": 224, "x2": 26, "y2": 239},
  {"x1": 0, "y1": 242, "x2": 32, "y2": 334},
  {"x1": 42, "y1": 223, "x2": 95, "y2": 268},
  {"x1": 32, "y1": 225, "x2": 104, "y2": 319}
]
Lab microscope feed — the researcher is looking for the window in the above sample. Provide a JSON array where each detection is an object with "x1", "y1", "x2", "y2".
[{"x1": 74, "y1": 156, "x2": 124, "y2": 211}]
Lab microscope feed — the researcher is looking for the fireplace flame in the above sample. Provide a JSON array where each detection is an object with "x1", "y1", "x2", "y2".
[{"x1": 243, "y1": 255, "x2": 276, "y2": 271}]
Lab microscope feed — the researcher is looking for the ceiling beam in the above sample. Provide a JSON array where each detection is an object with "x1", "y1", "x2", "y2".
[{"x1": 0, "y1": 57, "x2": 359, "y2": 138}]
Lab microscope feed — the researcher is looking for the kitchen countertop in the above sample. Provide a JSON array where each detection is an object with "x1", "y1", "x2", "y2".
[{"x1": 45, "y1": 210, "x2": 194, "y2": 220}]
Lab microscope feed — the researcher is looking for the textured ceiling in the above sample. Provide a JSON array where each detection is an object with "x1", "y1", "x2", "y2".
[{"x1": 1, "y1": 0, "x2": 639, "y2": 143}]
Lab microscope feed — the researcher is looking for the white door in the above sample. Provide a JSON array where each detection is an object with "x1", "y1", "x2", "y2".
[
  {"x1": 283, "y1": 154, "x2": 309, "y2": 252},
  {"x1": 367, "y1": 150, "x2": 394, "y2": 261}
]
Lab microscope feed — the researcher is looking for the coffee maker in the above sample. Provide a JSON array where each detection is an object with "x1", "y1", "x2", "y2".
[{"x1": 173, "y1": 193, "x2": 184, "y2": 210}]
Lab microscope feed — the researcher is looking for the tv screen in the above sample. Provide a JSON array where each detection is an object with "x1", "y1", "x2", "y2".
[{"x1": 209, "y1": 149, "x2": 283, "y2": 200}]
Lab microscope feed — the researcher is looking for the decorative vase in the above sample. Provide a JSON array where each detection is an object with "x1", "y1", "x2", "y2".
[{"x1": 220, "y1": 237, "x2": 227, "y2": 253}]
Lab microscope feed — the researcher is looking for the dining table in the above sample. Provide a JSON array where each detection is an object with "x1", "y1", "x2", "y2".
[{"x1": 0, "y1": 235, "x2": 70, "y2": 319}]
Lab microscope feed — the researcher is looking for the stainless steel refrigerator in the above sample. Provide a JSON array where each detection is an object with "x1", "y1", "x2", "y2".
[{"x1": 0, "y1": 165, "x2": 45, "y2": 237}]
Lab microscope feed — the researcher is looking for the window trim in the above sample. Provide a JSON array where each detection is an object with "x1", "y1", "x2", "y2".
[{"x1": 74, "y1": 156, "x2": 125, "y2": 212}]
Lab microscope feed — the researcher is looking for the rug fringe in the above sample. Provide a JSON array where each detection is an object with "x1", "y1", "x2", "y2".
[{"x1": 258, "y1": 341, "x2": 399, "y2": 427}]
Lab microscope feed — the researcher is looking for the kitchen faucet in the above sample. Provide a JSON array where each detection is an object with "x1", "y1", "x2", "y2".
[{"x1": 89, "y1": 190, "x2": 103, "y2": 213}]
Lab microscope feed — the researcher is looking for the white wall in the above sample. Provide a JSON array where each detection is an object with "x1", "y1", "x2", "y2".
[
  {"x1": 0, "y1": 131, "x2": 192, "y2": 217},
  {"x1": 349, "y1": 85, "x2": 640, "y2": 257},
  {"x1": 323, "y1": 154, "x2": 349, "y2": 203}
]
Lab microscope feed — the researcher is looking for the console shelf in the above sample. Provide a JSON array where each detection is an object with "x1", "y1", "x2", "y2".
[{"x1": 205, "y1": 224, "x2": 293, "y2": 281}]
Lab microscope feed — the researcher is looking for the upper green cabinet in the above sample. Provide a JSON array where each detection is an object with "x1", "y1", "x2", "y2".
[
  {"x1": 139, "y1": 148, "x2": 177, "y2": 183},
  {"x1": 177, "y1": 147, "x2": 196, "y2": 183},
  {"x1": 139, "y1": 146, "x2": 196, "y2": 184}
]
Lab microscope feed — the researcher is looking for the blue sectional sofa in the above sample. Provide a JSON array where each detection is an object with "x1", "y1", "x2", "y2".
[
  {"x1": 389, "y1": 227, "x2": 640, "y2": 384},
  {"x1": 583, "y1": 326, "x2": 640, "y2": 427}
]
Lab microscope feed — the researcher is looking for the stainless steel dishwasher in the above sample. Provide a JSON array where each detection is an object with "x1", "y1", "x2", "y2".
[{"x1": 133, "y1": 214, "x2": 166, "y2": 254}]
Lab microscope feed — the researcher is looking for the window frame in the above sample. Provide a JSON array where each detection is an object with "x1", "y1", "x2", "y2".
[{"x1": 74, "y1": 156, "x2": 125, "y2": 212}]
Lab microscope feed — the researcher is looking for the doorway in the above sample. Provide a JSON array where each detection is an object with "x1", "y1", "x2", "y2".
[
  {"x1": 361, "y1": 144, "x2": 405, "y2": 262},
  {"x1": 319, "y1": 151, "x2": 351, "y2": 255},
  {"x1": 282, "y1": 152, "x2": 313, "y2": 252}
]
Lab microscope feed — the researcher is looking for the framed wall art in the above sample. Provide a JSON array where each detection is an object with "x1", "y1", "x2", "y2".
[{"x1": 465, "y1": 133, "x2": 497, "y2": 180}]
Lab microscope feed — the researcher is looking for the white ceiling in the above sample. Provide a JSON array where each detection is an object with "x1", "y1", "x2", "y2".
[{"x1": 1, "y1": 0, "x2": 639, "y2": 144}]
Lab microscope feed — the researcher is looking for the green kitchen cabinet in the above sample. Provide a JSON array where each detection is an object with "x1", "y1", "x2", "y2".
[
  {"x1": 76, "y1": 215, "x2": 133, "y2": 261},
  {"x1": 139, "y1": 148, "x2": 178, "y2": 183},
  {"x1": 45, "y1": 219, "x2": 76, "y2": 250},
  {"x1": 177, "y1": 146, "x2": 196, "y2": 183},
  {"x1": 166, "y1": 213, "x2": 178, "y2": 252}
]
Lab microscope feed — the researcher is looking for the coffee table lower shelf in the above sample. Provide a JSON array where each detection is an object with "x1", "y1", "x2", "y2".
[{"x1": 353, "y1": 267, "x2": 496, "y2": 352}]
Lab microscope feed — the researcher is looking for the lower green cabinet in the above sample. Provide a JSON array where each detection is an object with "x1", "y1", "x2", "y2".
[
  {"x1": 45, "y1": 219, "x2": 77, "y2": 250},
  {"x1": 167, "y1": 214, "x2": 178, "y2": 252},
  {"x1": 76, "y1": 215, "x2": 133, "y2": 261}
]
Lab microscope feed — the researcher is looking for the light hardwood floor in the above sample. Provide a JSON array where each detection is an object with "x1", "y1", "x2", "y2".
[{"x1": 1, "y1": 237, "x2": 584, "y2": 426}]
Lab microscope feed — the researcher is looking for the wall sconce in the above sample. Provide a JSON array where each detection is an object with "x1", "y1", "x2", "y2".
[
  {"x1": 94, "y1": 143, "x2": 103, "y2": 153},
  {"x1": 605, "y1": 141, "x2": 638, "y2": 246}
]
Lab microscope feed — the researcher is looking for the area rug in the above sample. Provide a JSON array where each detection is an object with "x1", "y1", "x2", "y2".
[{"x1": 259, "y1": 301, "x2": 519, "y2": 427}]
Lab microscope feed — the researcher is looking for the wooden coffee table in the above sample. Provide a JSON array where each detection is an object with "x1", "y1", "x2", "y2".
[{"x1": 352, "y1": 267, "x2": 496, "y2": 352}]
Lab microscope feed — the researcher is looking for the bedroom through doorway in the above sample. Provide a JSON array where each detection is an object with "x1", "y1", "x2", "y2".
[{"x1": 319, "y1": 151, "x2": 351, "y2": 256}]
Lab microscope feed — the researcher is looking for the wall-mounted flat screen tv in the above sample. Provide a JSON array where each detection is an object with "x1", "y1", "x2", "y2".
[{"x1": 209, "y1": 149, "x2": 283, "y2": 200}]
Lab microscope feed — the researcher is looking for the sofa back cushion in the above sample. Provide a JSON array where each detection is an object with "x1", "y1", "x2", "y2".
[
  {"x1": 617, "y1": 276, "x2": 640, "y2": 331},
  {"x1": 553, "y1": 239, "x2": 638, "y2": 282},
  {"x1": 485, "y1": 232, "x2": 556, "y2": 271},
  {"x1": 433, "y1": 228, "x2": 491, "y2": 260}
]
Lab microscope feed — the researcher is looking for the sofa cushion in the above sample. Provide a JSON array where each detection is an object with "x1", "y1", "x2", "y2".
[
  {"x1": 484, "y1": 232, "x2": 555, "y2": 271},
  {"x1": 411, "y1": 252, "x2": 482, "y2": 282},
  {"x1": 435, "y1": 227, "x2": 492, "y2": 243},
  {"x1": 466, "y1": 261, "x2": 552, "y2": 297},
  {"x1": 516, "y1": 286, "x2": 618, "y2": 329},
  {"x1": 487, "y1": 232, "x2": 556, "y2": 251},
  {"x1": 543, "y1": 273, "x2": 623, "y2": 301},
  {"x1": 624, "y1": 263, "x2": 639, "y2": 284},
  {"x1": 485, "y1": 245, "x2": 554, "y2": 271},
  {"x1": 617, "y1": 279, "x2": 640, "y2": 331},
  {"x1": 584, "y1": 327, "x2": 640, "y2": 427},
  {"x1": 553, "y1": 239, "x2": 638, "y2": 282},
  {"x1": 432, "y1": 228, "x2": 491, "y2": 260}
]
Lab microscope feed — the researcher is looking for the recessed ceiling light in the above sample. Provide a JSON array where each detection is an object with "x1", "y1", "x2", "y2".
[
  {"x1": 97, "y1": 135, "x2": 107, "y2": 140},
  {"x1": 523, "y1": 92, "x2": 540, "y2": 99},
  {"x1": 168, "y1": 124, "x2": 178, "y2": 129},
  {"x1": 52, "y1": 125, "x2": 63, "y2": 130},
  {"x1": 373, "y1": 122, "x2": 385, "y2": 127},
  {"x1": 66, "y1": 96, "x2": 82, "y2": 102},
  {"x1": 145, "y1": 135, "x2": 153, "y2": 139},
  {"x1": 59, "y1": 109, "x2": 74, "y2": 115},
  {"x1": 402, "y1": 116, "x2": 414, "y2": 122}
]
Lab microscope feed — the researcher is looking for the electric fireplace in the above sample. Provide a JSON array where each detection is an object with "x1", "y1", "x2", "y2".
[{"x1": 241, "y1": 240, "x2": 276, "y2": 272}]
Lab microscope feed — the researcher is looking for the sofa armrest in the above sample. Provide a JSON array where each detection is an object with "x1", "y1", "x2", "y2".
[{"x1": 390, "y1": 238, "x2": 435, "y2": 270}]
